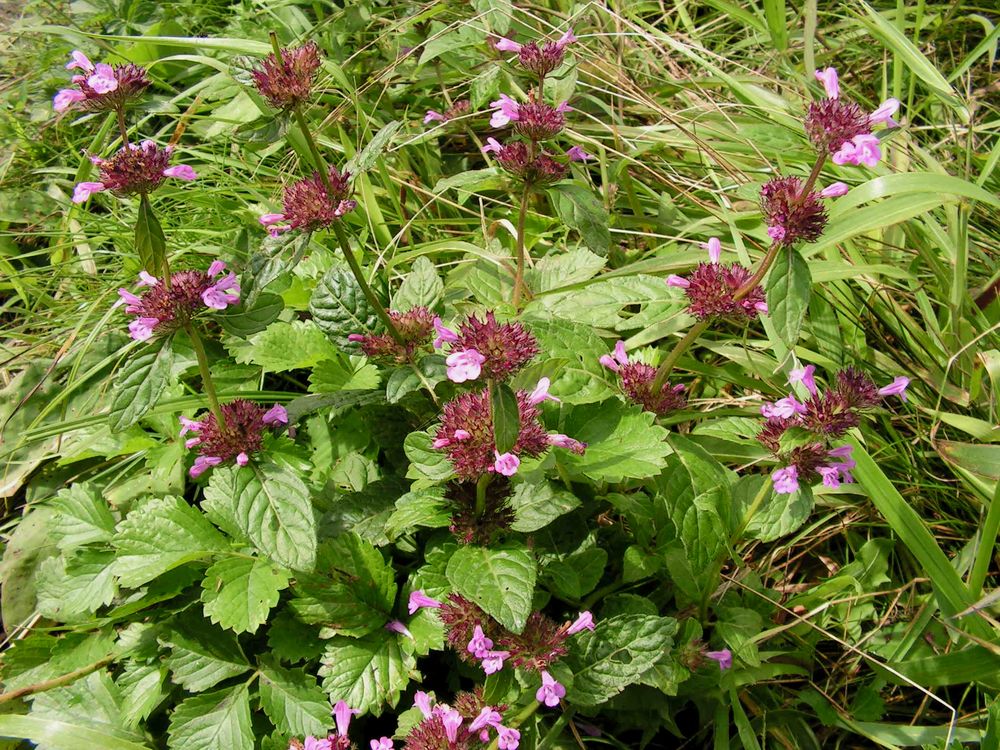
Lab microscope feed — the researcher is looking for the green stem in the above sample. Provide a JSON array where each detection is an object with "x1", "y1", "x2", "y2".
[
  {"x1": 512, "y1": 181, "x2": 532, "y2": 310},
  {"x1": 115, "y1": 107, "x2": 129, "y2": 145},
  {"x1": 649, "y1": 320, "x2": 710, "y2": 393},
  {"x1": 732, "y1": 476, "x2": 774, "y2": 543},
  {"x1": 475, "y1": 473, "x2": 491, "y2": 517},
  {"x1": 581, "y1": 578, "x2": 629, "y2": 611},
  {"x1": 969, "y1": 480, "x2": 1000, "y2": 598},
  {"x1": 332, "y1": 222, "x2": 405, "y2": 344},
  {"x1": 186, "y1": 323, "x2": 226, "y2": 431}
]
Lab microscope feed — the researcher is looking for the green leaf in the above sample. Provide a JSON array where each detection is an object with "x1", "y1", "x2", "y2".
[
  {"x1": 200, "y1": 556, "x2": 290, "y2": 634},
  {"x1": 521, "y1": 318, "x2": 612, "y2": 405},
  {"x1": 491, "y1": 383, "x2": 521, "y2": 455},
  {"x1": 509, "y1": 478, "x2": 581, "y2": 532},
  {"x1": 47, "y1": 483, "x2": 116, "y2": 549},
  {"x1": 561, "y1": 404, "x2": 672, "y2": 482},
  {"x1": 548, "y1": 183, "x2": 611, "y2": 255},
  {"x1": 0, "y1": 716, "x2": 151, "y2": 750},
  {"x1": 167, "y1": 684, "x2": 253, "y2": 750},
  {"x1": 385, "y1": 487, "x2": 451, "y2": 539},
  {"x1": 117, "y1": 662, "x2": 167, "y2": 727},
  {"x1": 766, "y1": 246, "x2": 811, "y2": 349},
  {"x1": 404, "y1": 429, "x2": 455, "y2": 482},
  {"x1": 530, "y1": 247, "x2": 606, "y2": 292},
  {"x1": 309, "y1": 355, "x2": 381, "y2": 394},
  {"x1": 161, "y1": 617, "x2": 251, "y2": 692},
  {"x1": 393, "y1": 256, "x2": 443, "y2": 311},
  {"x1": 135, "y1": 194, "x2": 166, "y2": 277},
  {"x1": 565, "y1": 614, "x2": 678, "y2": 706},
  {"x1": 234, "y1": 319, "x2": 338, "y2": 372},
  {"x1": 529, "y1": 275, "x2": 674, "y2": 330},
  {"x1": 267, "y1": 611, "x2": 325, "y2": 662},
  {"x1": 744, "y1": 477, "x2": 813, "y2": 542},
  {"x1": 203, "y1": 464, "x2": 317, "y2": 572},
  {"x1": 348, "y1": 120, "x2": 402, "y2": 174},
  {"x1": 258, "y1": 658, "x2": 332, "y2": 736},
  {"x1": 36, "y1": 550, "x2": 117, "y2": 622},
  {"x1": 762, "y1": 0, "x2": 787, "y2": 50},
  {"x1": 218, "y1": 292, "x2": 284, "y2": 338},
  {"x1": 108, "y1": 340, "x2": 173, "y2": 432},
  {"x1": 446, "y1": 544, "x2": 537, "y2": 632},
  {"x1": 542, "y1": 545, "x2": 607, "y2": 600},
  {"x1": 310, "y1": 267, "x2": 380, "y2": 346},
  {"x1": 319, "y1": 631, "x2": 414, "y2": 714},
  {"x1": 112, "y1": 496, "x2": 227, "y2": 588}
]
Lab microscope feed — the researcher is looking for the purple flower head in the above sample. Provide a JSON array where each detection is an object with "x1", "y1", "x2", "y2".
[
  {"x1": 515, "y1": 36, "x2": 572, "y2": 77},
  {"x1": 408, "y1": 590, "x2": 442, "y2": 614},
  {"x1": 251, "y1": 42, "x2": 322, "y2": 111},
  {"x1": 119, "y1": 266, "x2": 239, "y2": 341},
  {"x1": 53, "y1": 50, "x2": 149, "y2": 113},
  {"x1": 447, "y1": 312, "x2": 539, "y2": 381},
  {"x1": 270, "y1": 166, "x2": 354, "y2": 234},
  {"x1": 705, "y1": 648, "x2": 733, "y2": 670},
  {"x1": 332, "y1": 700, "x2": 359, "y2": 737},
  {"x1": 489, "y1": 94, "x2": 521, "y2": 128},
  {"x1": 878, "y1": 376, "x2": 909, "y2": 400},
  {"x1": 804, "y1": 96, "x2": 870, "y2": 155},
  {"x1": 424, "y1": 99, "x2": 470, "y2": 125},
  {"x1": 351, "y1": 306, "x2": 436, "y2": 363},
  {"x1": 75, "y1": 141, "x2": 195, "y2": 203},
  {"x1": 771, "y1": 465, "x2": 799, "y2": 494},
  {"x1": 669, "y1": 261, "x2": 767, "y2": 321},
  {"x1": 446, "y1": 349, "x2": 486, "y2": 383},
  {"x1": 512, "y1": 98, "x2": 567, "y2": 141},
  {"x1": 485, "y1": 139, "x2": 568, "y2": 185},
  {"x1": 565, "y1": 610, "x2": 595, "y2": 635},
  {"x1": 760, "y1": 176, "x2": 828, "y2": 246},
  {"x1": 182, "y1": 399, "x2": 287, "y2": 478},
  {"x1": 601, "y1": 342, "x2": 686, "y2": 416},
  {"x1": 535, "y1": 671, "x2": 566, "y2": 707}
]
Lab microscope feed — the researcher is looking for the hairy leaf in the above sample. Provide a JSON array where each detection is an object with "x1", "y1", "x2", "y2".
[
  {"x1": 200, "y1": 556, "x2": 290, "y2": 634},
  {"x1": 319, "y1": 631, "x2": 414, "y2": 713},
  {"x1": 167, "y1": 684, "x2": 253, "y2": 750},
  {"x1": 258, "y1": 657, "x2": 331, "y2": 736},
  {"x1": 310, "y1": 267, "x2": 380, "y2": 346},
  {"x1": 446, "y1": 544, "x2": 536, "y2": 632},
  {"x1": 108, "y1": 341, "x2": 173, "y2": 432}
]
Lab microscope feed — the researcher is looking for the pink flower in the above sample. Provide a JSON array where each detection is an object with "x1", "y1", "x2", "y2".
[
  {"x1": 304, "y1": 738, "x2": 332, "y2": 750},
  {"x1": 163, "y1": 164, "x2": 197, "y2": 181},
  {"x1": 259, "y1": 212, "x2": 290, "y2": 237},
  {"x1": 878, "y1": 376, "x2": 909, "y2": 400},
  {"x1": 482, "y1": 137, "x2": 504, "y2": 155},
  {"x1": 771, "y1": 465, "x2": 799, "y2": 494},
  {"x1": 767, "y1": 225, "x2": 787, "y2": 243},
  {"x1": 413, "y1": 691, "x2": 433, "y2": 718},
  {"x1": 832, "y1": 133, "x2": 882, "y2": 168},
  {"x1": 424, "y1": 110, "x2": 446, "y2": 124},
  {"x1": 566, "y1": 145, "x2": 590, "y2": 161},
  {"x1": 489, "y1": 94, "x2": 521, "y2": 128},
  {"x1": 566, "y1": 611, "x2": 595, "y2": 635},
  {"x1": 788, "y1": 364, "x2": 817, "y2": 395},
  {"x1": 446, "y1": 349, "x2": 485, "y2": 383},
  {"x1": 598, "y1": 340, "x2": 630, "y2": 373},
  {"x1": 179, "y1": 416, "x2": 203, "y2": 436},
  {"x1": 666, "y1": 274, "x2": 690, "y2": 288},
  {"x1": 332, "y1": 700, "x2": 359, "y2": 737},
  {"x1": 493, "y1": 451, "x2": 520, "y2": 476},
  {"x1": 497, "y1": 726, "x2": 521, "y2": 750},
  {"x1": 441, "y1": 709, "x2": 463, "y2": 743},
  {"x1": 467, "y1": 624, "x2": 494, "y2": 658},
  {"x1": 370, "y1": 738, "x2": 394, "y2": 750},
  {"x1": 236, "y1": 452, "x2": 249, "y2": 467},
  {"x1": 706, "y1": 648, "x2": 733, "y2": 670},
  {"x1": 555, "y1": 28, "x2": 577, "y2": 49},
  {"x1": 761, "y1": 396, "x2": 808, "y2": 419},
  {"x1": 87, "y1": 63, "x2": 119, "y2": 94},
  {"x1": 817, "y1": 465, "x2": 841, "y2": 488},
  {"x1": 128, "y1": 317, "x2": 159, "y2": 341},
  {"x1": 535, "y1": 671, "x2": 566, "y2": 707},
  {"x1": 454, "y1": 429, "x2": 471, "y2": 441},
  {"x1": 137, "y1": 271, "x2": 158, "y2": 286},
  {"x1": 408, "y1": 590, "x2": 442, "y2": 614},
  {"x1": 190, "y1": 455, "x2": 223, "y2": 478},
  {"x1": 385, "y1": 620, "x2": 413, "y2": 638},
  {"x1": 480, "y1": 650, "x2": 510, "y2": 675},
  {"x1": 262, "y1": 404, "x2": 288, "y2": 426},
  {"x1": 828, "y1": 444, "x2": 853, "y2": 460},
  {"x1": 820, "y1": 182, "x2": 849, "y2": 198},
  {"x1": 207, "y1": 260, "x2": 227, "y2": 277},
  {"x1": 66, "y1": 50, "x2": 94, "y2": 72},
  {"x1": 869, "y1": 98, "x2": 900, "y2": 126},
  {"x1": 201, "y1": 273, "x2": 241, "y2": 310},
  {"x1": 432, "y1": 317, "x2": 459, "y2": 348},
  {"x1": 527, "y1": 377, "x2": 560, "y2": 405},
  {"x1": 814, "y1": 67, "x2": 839, "y2": 99},
  {"x1": 53, "y1": 89, "x2": 86, "y2": 111},
  {"x1": 703, "y1": 237, "x2": 723, "y2": 264},
  {"x1": 72, "y1": 181, "x2": 105, "y2": 203},
  {"x1": 494, "y1": 37, "x2": 523, "y2": 53},
  {"x1": 547, "y1": 433, "x2": 586, "y2": 454},
  {"x1": 470, "y1": 707, "x2": 504, "y2": 732}
]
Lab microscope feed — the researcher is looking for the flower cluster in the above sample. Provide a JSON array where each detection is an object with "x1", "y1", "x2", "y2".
[
  {"x1": 805, "y1": 67, "x2": 899, "y2": 167},
  {"x1": 53, "y1": 50, "x2": 150, "y2": 113},
  {"x1": 665, "y1": 237, "x2": 768, "y2": 320},
  {"x1": 434, "y1": 312, "x2": 539, "y2": 383},
  {"x1": 74, "y1": 140, "x2": 197, "y2": 203},
  {"x1": 260, "y1": 166, "x2": 355, "y2": 236},
  {"x1": 290, "y1": 700, "x2": 392, "y2": 750},
  {"x1": 410, "y1": 590, "x2": 593, "y2": 704},
  {"x1": 424, "y1": 99, "x2": 470, "y2": 125},
  {"x1": 250, "y1": 41, "x2": 322, "y2": 112},
  {"x1": 181, "y1": 401, "x2": 288, "y2": 477},
  {"x1": 494, "y1": 28, "x2": 577, "y2": 77},
  {"x1": 400, "y1": 690, "x2": 519, "y2": 750},
  {"x1": 348, "y1": 306, "x2": 436, "y2": 363},
  {"x1": 118, "y1": 262, "x2": 240, "y2": 341},
  {"x1": 759, "y1": 176, "x2": 848, "y2": 246},
  {"x1": 600, "y1": 341, "x2": 686, "y2": 417},
  {"x1": 757, "y1": 365, "x2": 909, "y2": 493}
]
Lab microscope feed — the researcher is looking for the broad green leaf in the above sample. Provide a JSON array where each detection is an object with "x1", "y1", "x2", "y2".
[
  {"x1": 404, "y1": 429, "x2": 455, "y2": 481},
  {"x1": 309, "y1": 355, "x2": 380, "y2": 394},
  {"x1": 561, "y1": 404, "x2": 671, "y2": 482},
  {"x1": 117, "y1": 662, "x2": 167, "y2": 728},
  {"x1": 108, "y1": 341, "x2": 173, "y2": 432},
  {"x1": 348, "y1": 120, "x2": 402, "y2": 174},
  {"x1": 47, "y1": 483, "x2": 116, "y2": 549},
  {"x1": 258, "y1": 658, "x2": 331, "y2": 736},
  {"x1": 112, "y1": 496, "x2": 227, "y2": 588},
  {"x1": 1, "y1": 630, "x2": 116, "y2": 693},
  {"x1": 267, "y1": 611, "x2": 325, "y2": 662},
  {"x1": 385, "y1": 487, "x2": 451, "y2": 539},
  {"x1": 743, "y1": 476, "x2": 814, "y2": 542},
  {"x1": 218, "y1": 292, "x2": 284, "y2": 338},
  {"x1": 522, "y1": 318, "x2": 612, "y2": 404},
  {"x1": 766, "y1": 246, "x2": 811, "y2": 348},
  {"x1": 319, "y1": 632, "x2": 414, "y2": 714},
  {"x1": 548, "y1": 183, "x2": 610, "y2": 255},
  {"x1": 234, "y1": 319, "x2": 338, "y2": 372},
  {"x1": 161, "y1": 617, "x2": 251, "y2": 692},
  {"x1": 542, "y1": 545, "x2": 607, "y2": 600},
  {"x1": 36, "y1": 550, "x2": 117, "y2": 622},
  {"x1": 135, "y1": 194, "x2": 165, "y2": 277},
  {"x1": 167, "y1": 684, "x2": 253, "y2": 750},
  {"x1": 392, "y1": 256, "x2": 442, "y2": 311},
  {"x1": 285, "y1": 389, "x2": 383, "y2": 425},
  {"x1": 510, "y1": 478, "x2": 581, "y2": 532},
  {"x1": 530, "y1": 247, "x2": 606, "y2": 292},
  {"x1": 200, "y1": 556, "x2": 290, "y2": 634},
  {"x1": 0, "y1": 716, "x2": 151, "y2": 750},
  {"x1": 310, "y1": 267, "x2": 380, "y2": 347},
  {"x1": 566, "y1": 614, "x2": 678, "y2": 706},
  {"x1": 203, "y1": 464, "x2": 317, "y2": 572},
  {"x1": 0, "y1": 508, "x2": 58, "y2": 631},
  {"x1": 530, "y1": 275, "x2": 675, "y2": 330},
  {"x1": 812, "y1": 194, "x2": 956, "y2": 253},
  {"x1": 491, "y1": 383, "x2": 520, "y2": 455},
  {"x1": 446, "y1": 544, "x2": 537, "y2": 632}
]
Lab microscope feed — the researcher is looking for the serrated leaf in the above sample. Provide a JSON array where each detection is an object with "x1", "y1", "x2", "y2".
[
  {"x1": 509, "y1": 479, "x2": 581, "y2": 532},
  {"x1": 469, "y1": 65, "x2": 501, "y2": 109},
  {"x1": 218, "y1": 292, "x2": 284, "y2": 338},
  {"x1": 203, "y1": 464, "x2": 317, "y2": 572},
  {"x1": 267, "y1": 611, "x2": 325, "y2": 663},
  {"x1": 766, "y1": 246, "x2": 812, "y2": 348},
  {"x1": 135, "y1": 194, "x2": 166, "y2": 277},
  {"x1": 285, "y1": 389, "x2": 384, "y2": 425},
  {"x1": 310, "y1": 267, "x2": 380, "y2": 346},
  {"x1": 491, "y1": 383, "x2": 520, "y2": 455},
  {"x1": 0, "y1": 715, "x2": 151, "y2": 750},
  {"x1": 309, "y1": 355, "x2": 380, "y2": 394},
  {"x1": 167, "y1": 684, "x2": 253, "y2": 750},
  {"x1": 529, "y1": 275, "x2": 673, "y2": 330},
  {"x1": 561, "y1": 403, "x2": 671, "y2": 482},
  {"x1": 385, "y1": 487, "x2": 450, "y2": 539},
  {"x1": 200, "y1": 557, "x2": 290, "y2": 634},
  {"x1": 566, "y1": 614, "x2": 678, "y2": 706},
  {"x1": 393, "y1": 256, "x2": 443, "y2": 312},
  {"x1": 530, "y1": 247, "x2": 606, "y2": 292},
  {"x1": 108, "y1": 341, "x2": 173, "y2": 432},
  {"x1": 117, "y1": 662, "x2": 167, "y2": 728},
  {"x1": 542, "y1": 546, "x2": 607, "y2": 600},
  {"x1": 319, "y1": 632, "x2": 414, "y2": 714},
  {"x1": 446, "y1": 544, "x2": 536, "y2": 632},
  {"x1": 522, "y1": 318, "x2": 611, "y2": 404},
  {"x1": 47, "y1": 483, "x2": 116, "y2": 549},
  {"x1": 348, "y1": 120, "x2": 402, "y2": 174},
  {"x1": 258, "y1": 658, "x2": 332, "y2": 736},
  {"x1": 548, "y1": 183, "x2": 610, "y2": 255},
  {"x1": 36, "y1": 550, "x2": 117, "y2": 621},
  {"x1": 743, "y1": 476, "x2": 814, "y2": 542},
  {"x1": 161, "y1": 617, "x2": 251, "y2": 692},
  {"x1": 404, "y1": 430, "x2": 454, "y2": 481},
  {"x1": 112, "y1": 496, "x2": 227, "y2": 588},
  {"x1": 234, "y1": 319, "x2": 338, "y2": 372}
]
